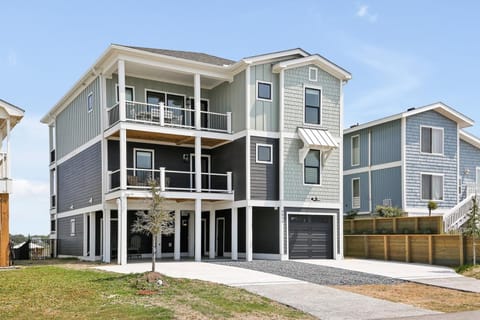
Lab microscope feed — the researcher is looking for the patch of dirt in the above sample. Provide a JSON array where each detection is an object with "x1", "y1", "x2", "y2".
[{"x1": 333, "y1": 282, "x2": 480, "y2": 313}]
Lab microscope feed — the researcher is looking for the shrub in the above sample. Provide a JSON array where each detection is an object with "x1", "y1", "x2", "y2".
[
  {"x1": 345, "y1": 209, "x2": 358, "y2": 219},
  {"x1": 375, "y1": 205, "x2": 405, "y2": 217}
]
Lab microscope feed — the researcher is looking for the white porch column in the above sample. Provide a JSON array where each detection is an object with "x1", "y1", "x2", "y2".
[
  {"x1": 120, "y1": 129, "x2": 127, "y2": 190},
  {"x1": 231, "y1": 207, "x2": 238, "y2": 260},
  {"x1": 195, "y1": 136, "x2": 202, "y2": 192},
  {"x1": 117, "y1": 196, "x2": 128, "y2": 265},
  {"x1": 209, "y1": 210, "x2": 215, "y2": 259},
  {"x1": 279, "y1": 207, "x2": 285, "y2": 260},
  {"x1": 118, "y1": 60, "x2": 126, "y2": 122},
  {"x1": 188, "y1": 212, "x2": 194, "y2": 257},
  {"x1": 246, "y1": 206, "x2": 253, "y2": 261},
  {"x1": 83, "y1": 214, "x2": 88, "y2": 257},
  {"x1": 89, "y1": 212, "x2": 96, "y2": 259},
  {"x1": 104, "y1": 209, "x2": 111, "y2": 263},
  {"x1": 6, "y1": 118, "x2": 10, "y2": 178},
  {"x1": 194, "y1": 73, "x2": 201, "y2": 130},
  {"x1": 174, "y1": 209, "x2": 181, "y2": 260},
  {"x1": 194, "y1": 199, "x2": 202, "y2": 261}
]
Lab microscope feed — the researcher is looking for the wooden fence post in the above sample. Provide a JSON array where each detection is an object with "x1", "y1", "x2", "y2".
[
  {"x1": 364, "y1": 235, "x2": 369, "y2": 258},
  {"x1": 372, "y1": 219, "x2": 377, "y2": 233},
  {"x1": 405, "y1": 235, "x2": 410, "y2": 262},
  {"x1": 384, "y1": 235, "x2": 389, "y2": 260},
  {"x1": 393, "y1": 218, "x2": 397, "y2": 234},
  {"x1": 428, "y1": 235, "x2": 433, "y2": 265},
  {"x1": 459, "y1": 234, "x2": 464, "y2": 266},
  {"x1": 414, "y1": 218, "x2": 419, "y2": 234},
  {"x1": 350, "y1": 220, "x2": 355, "y2": 234}
]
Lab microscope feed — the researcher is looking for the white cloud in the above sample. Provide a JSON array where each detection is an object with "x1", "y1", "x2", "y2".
[
  {"x1": 12, "y1": 179, "x2": 49, "y2": 198},
  {"x1": 356, "y1": 5, "x2": 377, "y2": 23}
]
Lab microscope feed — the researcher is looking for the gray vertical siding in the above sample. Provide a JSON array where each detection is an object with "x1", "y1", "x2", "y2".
[
  {"x1": 56, "y1": 76, "x2": 101, "y2": 158},
  {"x1": 57, "y1": 142, "x2": 102, "y2": 212},
  {"x1": 371, "y1": 120, "x2": 401, "y2": 165},
  {"x1": 405, "y1": 111, "x2": 458, "y2": 209},
  {"x1": 343, "y1": 172, "x2": 369, "y2": 213},
  {"x1": 343, "y1": 129, "x2": 369, "y2": 170},
  {"x1": 57, "y1": 214, "x2": 83, "y2": 256},
  {"x1": 249, "y1": 64, "x2": 279, "y2": 131},
  {"x1": 459, "y1": 139, "x2": 480, "y2": 199},
  {"x1": 371, "y1": 167, "x2": 402, "y2": 209},
  {"x1": 250, "y1": 136, "x2": 279, "y2": 200}
]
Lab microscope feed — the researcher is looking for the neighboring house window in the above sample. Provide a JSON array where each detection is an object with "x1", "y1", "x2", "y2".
[
  {"x1": 304, "y1": 150, "x2": 321, "y2": 185},
  {"x1": 309, "y1": 67, "x2": 318, "y2": 81},
  {"x1": 304, "y1": 88, "x2": 321, "y2": 125},
  {"x1": 421, "y1": 174, "x2": 444, "y2": 200},
  {"x1": 87, "y1": 92, "x2": 94, "y2": 113},
  {"x1": 70, "y1": 219, "x2": 76, "y2": 236},
  {"x1": 134, "y1": 149, "x2": 154, "y2": 186},
  {"x1": 51, "y1": 169, "x2": 56, "y2": 209},
  {"x1": 421, "y1": 127, "x2": 443, "y2": 154},
  {"x1": 116, "y1": 85, "x2": 134, "y2": 102},
  {"x1": 351, "y1": 135, "x2": 360, "y2": 166},
  {"x1": 256, "y1": 144, "x2": 273, "y2": 164},
  {"x1": 257, "y1": 81, "x2": 272, "y2": 101},
  {"x1": 352, "y1": 178, "x2": 360, "y2": 209}
]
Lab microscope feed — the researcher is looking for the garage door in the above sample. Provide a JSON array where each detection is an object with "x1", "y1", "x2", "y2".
[{"x1": 288, "y1": 215, "x2": 333, "y2": 259}]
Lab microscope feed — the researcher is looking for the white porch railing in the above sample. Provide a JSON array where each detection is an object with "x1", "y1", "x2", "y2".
[
  {"x1": 443, "y1": 193, "x2": 476, "y2": 232},
  {"x1": 107, "y1": 101, "x2": 232, "y2": 133},
  {"x1": 107, "y1": 167, "x2": 232, "y2": 194}
]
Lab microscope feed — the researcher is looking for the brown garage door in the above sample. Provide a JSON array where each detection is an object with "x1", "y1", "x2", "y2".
[{"x1": 288, "y1": 215, "x2": 333, "y2": 259}]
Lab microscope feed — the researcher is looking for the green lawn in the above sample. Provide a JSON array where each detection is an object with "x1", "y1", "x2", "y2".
[{"x1": 0, "y1": 265, "x2": 311, "y2": 319}]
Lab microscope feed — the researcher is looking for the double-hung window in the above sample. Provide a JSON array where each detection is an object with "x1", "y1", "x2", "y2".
[
  {"x1": 116, "y1": 85, "x2": 134, "y2": 102},
  {"x1": 351, "y1": 135, "x2": 360, "y2": 166},
  {"x1": 305, "y1": 88, "x2": 321, "y2": 125},
  {"x1": 421, "y1": 174, "x2": 443, "y2": 200},
  {"x1": 134, "y1": 149, "x2": 154, "y2": 186},
  {"x1": 304, "y1": 150, "x2": 321, "y2": 185},
  {"x1": 352, "y1": 178, "x2": 360, "y2": 209},
  {"x1": 421, "y1": 127, "x2": 443, "y2": 154}
]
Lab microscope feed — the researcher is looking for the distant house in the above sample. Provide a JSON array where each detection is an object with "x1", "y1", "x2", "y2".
[
  {"x1": 41, "y1": 45, "x2": 351, "y2": 265},
  {"x1": 343, "y1": 102, "x2": 480, "y2": 231},
  {"x1": 0, "y1": 99, "x2": 24, "y2": 267}
]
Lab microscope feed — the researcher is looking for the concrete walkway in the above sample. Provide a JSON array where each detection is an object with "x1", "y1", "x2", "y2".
[
  {"x1": 97, "y1": 262, "x2": 439, "y2": 320},
  {"x1": 298, "y1": 259, "x2": 480, "y2": 293}
]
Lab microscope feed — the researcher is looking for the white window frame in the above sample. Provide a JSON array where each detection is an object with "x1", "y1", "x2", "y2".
[
  {"x1": 352, "y1": 178, "x2": 360, "y2": 209},
  {"x1": 133, "y1": 148, "x2": 155, "y2": 171},
  {"x1": 303, "y1": 85, "x2": 323, "y2": 126},
  {"x1": 351, "y1": 135, "x2": 360, "y2": 167},
  {"x1": 256, "y1": 143, "x2": 273, "y2": 164},
  {"x1": 87, "y1": 92, "x2": 94, "y2": 113},
  {"x1": 420, "y1": 125, "x2": 444, "y2": 155},
  {"x1": 70, "y1": 218, "x2": 76, "y2": 236},
  {"x1": 303, "y1": 149, "x2": 322, "y2": 186},
  {"x1": 256, "y1": 80, "x2": 272, "y2": 102},
  {"x1": 420, "y1": 173, "x2": 444, "y2": 201},
  {"x1": 115, "y1": 84, "x2": 136, "y2": 102},
  {"x1": 308, "y1": 67, "x2": 318, "y2": 82}
]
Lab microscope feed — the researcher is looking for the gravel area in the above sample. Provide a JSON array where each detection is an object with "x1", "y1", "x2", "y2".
[{"x1": 212, "y1": 260, "x2": 404, "y2": 286}]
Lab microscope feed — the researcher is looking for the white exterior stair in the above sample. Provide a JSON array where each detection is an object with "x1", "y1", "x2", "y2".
[{"x1": 443, "y1": 193, "x2": 476, "y2": 232}]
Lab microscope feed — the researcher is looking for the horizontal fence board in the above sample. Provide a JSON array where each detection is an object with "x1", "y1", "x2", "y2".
[{"x1": 344, "y1": 216, "x2": 443, "y2": 235}]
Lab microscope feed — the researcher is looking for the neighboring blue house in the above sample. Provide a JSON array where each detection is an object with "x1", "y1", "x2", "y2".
[{"x1": 343, "y1": 102, "x2": 480, "y2": 231}]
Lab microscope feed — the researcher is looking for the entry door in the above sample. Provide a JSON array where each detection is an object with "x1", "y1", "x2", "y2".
[
  {"x1": 216, "y1": 218, "x2": 225, "y2": 257},
  {"x1": 190, "y1": 99, "x2": 209, "y2": 128},
  {"x1": 190, "y1": 155, "x2": 210, "y2": 190},
  {"x1": 201, "y1": 219, "x2": 208, "y2": 256}
]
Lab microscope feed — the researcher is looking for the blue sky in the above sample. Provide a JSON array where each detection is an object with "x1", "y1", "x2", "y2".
[{"x1": 2, "y1": 1, "x2": 479, "y2": 235}]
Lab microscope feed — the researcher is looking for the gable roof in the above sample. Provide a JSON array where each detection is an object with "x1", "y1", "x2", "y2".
[
  {"x1": 0, "y1": 99, "x2": 25, "y2": 115},
  {"x1": 460, "y1": 130, "x2": 480, "y2": 149},
  {"x1": 344, "y1": 102, "x2": 474, "y2": 134},
  {"x1": 122, "y1": 45, "x2": 235, "y2": 66}
]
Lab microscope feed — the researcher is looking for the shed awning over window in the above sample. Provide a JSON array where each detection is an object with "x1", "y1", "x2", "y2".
[{"x1": 298, "y1": 128, "x2": 338, "y2": 163}]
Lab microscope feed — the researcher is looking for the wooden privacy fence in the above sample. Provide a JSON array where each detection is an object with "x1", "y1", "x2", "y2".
[
  {"x1": 344, "y1": 216, "x2": 443, "y2": 235},
  {"x1": 344, "y1": 234, "x2": 480, "y2": 267}
]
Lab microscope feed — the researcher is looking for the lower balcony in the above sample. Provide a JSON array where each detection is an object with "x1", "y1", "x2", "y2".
[{"x1": 108, "y1": 168, "x2": 233, "y2": 196}]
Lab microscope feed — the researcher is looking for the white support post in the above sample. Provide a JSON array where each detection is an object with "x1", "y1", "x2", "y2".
[
  {"x1": 226, "y1": 112, "x2": 232, "y2": 133},
  {"x1": 159, "y1": 103, "x2": 165, "y2": 126},
  {"x1": 194, "y1": 73, "x2": 201, "y2": 130},
  {"x1": 117, "y1": 196, "x2": 127, "y2": 265},
  {"x1": 246, "y1": 206, "x2": 253, "y2": 261},
  {"x1": 194, "y1": 199, "x2": 202, "y2": 261},
  {"x1": 195, "y1": 136, "x2": 202, "y2": 192},
  {"x1": 174, "y1": 209, "x2": 181, "y2": 260},
  {"x1": 188, "y1": 212, "x2": 194, "y2": 257},
  {"x1": 83, "y1": 214, "x2": 88, "y2": 258},
  {"x1": 89, "y1": 212, "x2": 96, "y2": 259},
  {"x1": 118, "y1": 60, "x2": 126, "y2": 122},
  {"x1": 231, "y1": 207, "x2": 238, "y2": 260},
  {"x1": 279, "y1": 207, "x2": 285, "y2": 260},
  {"x1": 227, "y1": 172, "x2": 232, "y2": 193},
  {"x1": 6, "y1": 118, "x2": 10, "y2": 179},
  {"x1": 209, "y1": 210, "x2": 215, "y2": 259},
  {"x1": 160, "y1": 167, "x2": 166, "y2": 191},
  {"x1": 120, "y1": 129, "x2": 127, "y2": 190},
  {"x1": 104, "y1": 209, "x2": 111, "y2": 263}
]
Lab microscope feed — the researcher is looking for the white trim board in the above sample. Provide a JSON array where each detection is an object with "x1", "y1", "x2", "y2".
[
  {"x1": 56, "y1": 135, "x2": 103, "y2": 166},
  {"x1": 343, "y1": 161, "x2": 402, "y2": 176}
]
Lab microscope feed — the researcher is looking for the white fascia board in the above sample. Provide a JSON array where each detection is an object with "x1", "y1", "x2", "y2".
[
  {"x1": 272, "y1": 55, "x2": 351, "y2": 81},
  {"x1": 460, "y1": 130, "x2": 480, "y2": 149},
  {"x1": 344, "y1": 113, "x2": 403, "y2": 134},
  {"x1": 242, "y1": 49, "x2": 309, "y2": 64}
]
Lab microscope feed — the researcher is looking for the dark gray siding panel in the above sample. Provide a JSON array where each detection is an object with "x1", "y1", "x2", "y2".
[
  {"x1": 57, "y1": 142, "x2": 102, "y2": 212},
  {"x1": 371, "y1": 120, "x2": 402, "y2": 165},
  {"x1": 57, "y1": 214, "x2": 83, "y2": 256},
  {"x1": 252, "y1": 207, "x2": 279, "y2": 253},
  {"x1": 211, "y1": 138, "x2": 246, "y2": 201},
  {"x1": 371, "y1": 167, "x2": 402, "y2": 209},
  {"x1": 250, "y1": 137, "x2": 279, "y2": 200}
]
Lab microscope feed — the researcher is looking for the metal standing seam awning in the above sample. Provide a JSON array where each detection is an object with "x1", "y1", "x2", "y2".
[{"x1": 297, "y1": 128, "x2": 339, "y2": 164}]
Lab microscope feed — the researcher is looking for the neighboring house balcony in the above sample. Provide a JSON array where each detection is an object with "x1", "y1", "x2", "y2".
[{"x1": 0, "y1": 152, "x2": 10, "y2": 193}]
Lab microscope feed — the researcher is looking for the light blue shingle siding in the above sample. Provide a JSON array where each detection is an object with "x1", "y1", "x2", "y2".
[
  {"x1": 343, "y1": 172, "x2": 369, "y2": 213},
  {"x1": 371, "y1": 120, "x2": 402, "y2": 165},
  {"x1": 459, "y1": 139, "x2": 480, "y2": 200},
  {"x1": 405, "y1": 111, "x2": 458, "y2": 209},
  {"x1": 371, "y1": 166, "x2": 402, "y2": 209}
]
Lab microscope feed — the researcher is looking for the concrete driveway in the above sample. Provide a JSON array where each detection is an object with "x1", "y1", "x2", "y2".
[{"x1": 97, "y1": 261, "x2": 439, "y2": 320}]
